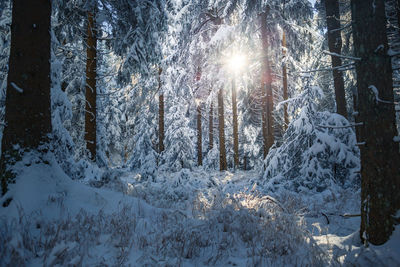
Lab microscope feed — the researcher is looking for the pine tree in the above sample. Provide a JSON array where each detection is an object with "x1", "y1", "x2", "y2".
[
  {"x1": 351, "y1": 0, "x2": 400, "y2": 245},
  {"x1": 84, "y1": 9, "x2": 98, "y2": 161},
  {"x1": 159, "y1": 67, "x2": 165, "y2": 154},
  {"x1": 218, "y1": 88, "x2": 227, "y2": 171},
  {"x1": 195, "y1": 67, "x2": 203, "y2": 166},
  {"x1": 324, "y1": 0, "x2": 347, "y2": 118},
  {"x1": 197, "y1": 104, "x2": 202, "y2": 166},
  {"x1": 282, "y1": 31, "x2": 289, "y2": 130},
  {"x1": 260, "y1": 10, "x2": 275, "y2": 158},
  {"x1": 231, "y1": 78, "x2": 239, "y2": 168},
  {"x1": 209, "y1": 99, "x2": 214, "y2": 151},
  {"x1": 1, "y1": 0, "x2": 52, "y2": 194}
]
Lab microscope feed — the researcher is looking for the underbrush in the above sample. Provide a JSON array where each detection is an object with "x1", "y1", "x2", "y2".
[{"x1": 0, "y1": 190, "x2": 330, "y2": 266}]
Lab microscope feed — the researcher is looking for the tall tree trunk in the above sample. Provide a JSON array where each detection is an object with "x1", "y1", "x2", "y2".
[
  {"x1": 260, "y1": 11, "x2": 274, "y2": 158},
  {"x1": 1, "y1": 0, "x2": 52, "y2": 195},
  {"x1": 158, "y1": 68, "x2": 164, "y2": 154},
  {"x1": 397, "y1": 0, "x2": 400, "y2": 34},
  {"x1": 325, "y1": 0, "x2": 348, "y2": 118},
  {"x1": 351, "y1": 0, "x2": 400, "y2": 245},
  {"x1": 197, "y1": 104, "x2": 202, "y2": 166},
  {"x1": 84, "y1": 11, "x2": 97, "y2": 161},
  {"x1": 209, "y1": 101, "x2": 214, "y2": 150},
  {"x1": 218, "y1": 88, "x2": 227, "y2": 171},
  {"x1": 282, "y1": 31, "x2": 289, "y2": 130},
  {"x1": 232, "y1": 78, "x2": 239, "y2": 168}
]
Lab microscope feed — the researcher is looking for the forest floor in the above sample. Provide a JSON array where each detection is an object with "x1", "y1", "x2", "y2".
[{"x1": 0, "y1": 153, "x2": 399, "y2": 266}]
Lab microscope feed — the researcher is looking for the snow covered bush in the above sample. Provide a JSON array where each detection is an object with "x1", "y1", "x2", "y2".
[
  {"x1": 135, "y1": 189, "x2": 328, "y2": 266},
  {"x1": 160, "y1": 103, "x2": 195, "y2": 172},
  {"x1": 262, "y1": 83, "x2": 360, "y2": 193}
]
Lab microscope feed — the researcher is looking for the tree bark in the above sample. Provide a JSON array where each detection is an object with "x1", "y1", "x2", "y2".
[
  {"x1": 84, "y1": 11, "x2": 97, "y2": 161},
  {"x1": 1, "y1": 0, "x2": 52, "y2": 195},
  {"x1": 232, "y1": 78, "x2": 239, "y2": 168},
  {"x1": 260, "y1": 11, "x2": 274, "y2": 158},
  {"x1": 282, "y1": 31, "x2": 289, "y2": 130},
  {"x1": 397, "y1": 0, "x2": 400, "y2": 35},
  {"x1": 158, "y1": 68, "x2": 165, "y2": 154},
  {"x1": 351, "y1": 0, "x2": 400, "y2": 245},
  {"x1": 325, "y1": 0, "x2": 348, "y2": 118},
  {"x1": 209, "y1": 101, "x2": 214, "y2": 150},
  {"x1": 218, "y1": 88, "x2": 227, "y2": 171},
  {"x1": 197, "y1": 104, "x2": 202, "y2": 166}
]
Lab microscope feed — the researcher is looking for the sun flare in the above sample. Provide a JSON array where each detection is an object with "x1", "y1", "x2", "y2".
[{"x1": 227, "y1": 54, "x2": 247, "y2": 73}]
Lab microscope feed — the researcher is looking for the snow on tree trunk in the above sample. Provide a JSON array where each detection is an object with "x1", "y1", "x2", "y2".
[
  {"x1": 282, "y1": 31, "x2": 289, "y2": 130},
  {"x1": 1, "y1": 0, "x2": 52, "y2": 194},
  {"x1": 260, "y1": 11, "x2": 275, "y2": 159},
  {"x1": 84, "y1": 11, "x2": 97, "y2": 161},
  {"x1": 351, "y1": 0, "x2": 400, "y2": 245}
]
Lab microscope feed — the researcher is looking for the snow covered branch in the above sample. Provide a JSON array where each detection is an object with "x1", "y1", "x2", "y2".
[
  {"x1": 10, "y1": 82, "x2": 23, "y2": 93},
  {"x1": 369, "y1": 85, "x2": 399, "y2": 104},
  {"x1": 316, "y1": 122, "x2": 363, "y2": 129},
  {"x1": 323, "y1": 51, "x2": 361, "y2": 61},
  {"x1": 295, "y1": 63, "x2": 354, "y2": 73}
]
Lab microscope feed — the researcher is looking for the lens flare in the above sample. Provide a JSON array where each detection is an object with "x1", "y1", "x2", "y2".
[{"x1": 227, "y1": 54, "x2": 247, "y2": 72}]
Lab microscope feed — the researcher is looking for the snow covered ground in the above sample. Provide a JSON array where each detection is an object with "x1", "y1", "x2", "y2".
[{"x1": 0, "y1": 153, "x2": 399, "y2": 266}]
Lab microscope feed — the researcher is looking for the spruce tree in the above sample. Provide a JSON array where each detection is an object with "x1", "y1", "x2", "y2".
[
  {"x1": 260, "y1": 10, "x2": 275, "y2": 158},
  {"x1": 84, "y1": 9, "x2": 98, "y2": 161},
  {"x1": 218, "y1": 88, "x2": 227, "y2": 171},
  {"x1": 351, "y1": 0, "x2": 400, "y2": 245},
  {"x1": 324, "y1": 0, "x2": 347, "y2": 118},
  {"x1": 1, "y1": 0, "x2": 52, "y2": 194}
]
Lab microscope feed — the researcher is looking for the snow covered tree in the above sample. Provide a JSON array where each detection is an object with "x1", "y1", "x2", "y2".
[
  {"x1": 1, "y1": 0, "x2": 52, "y2": 194},
  {"x1": 161, "y1": 102, "x2": 195, "y2": 172},
  {"x1": 127, "y1": 105, "x2": 158, "y2": 178},
  {"x1": 351, "y1": 0, "x2": 400, "y2": 245},
  {"x1": 262, "y1": 80, "x2": 359, "y2": 194}
]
